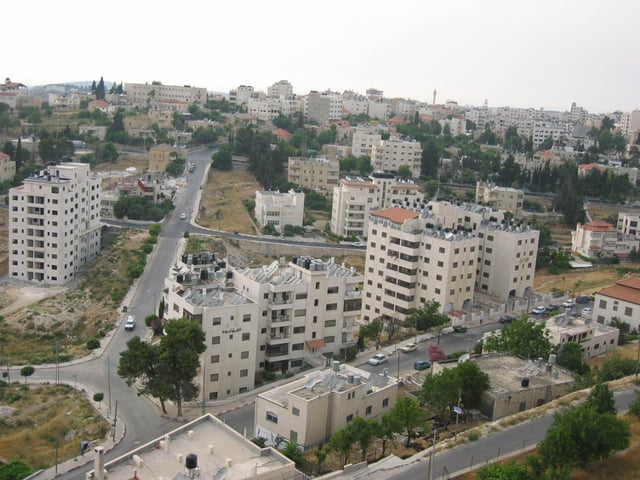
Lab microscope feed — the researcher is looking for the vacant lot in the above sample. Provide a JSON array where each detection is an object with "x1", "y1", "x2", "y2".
[
  {"x1": 534, "y1": 265, "x2": 624, "y2": 295},
  {"x1": 197, "y1": 168, "x2": 260, "y2": 234}
]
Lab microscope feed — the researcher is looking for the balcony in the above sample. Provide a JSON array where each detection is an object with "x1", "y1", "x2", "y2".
[
  {"x1": 269, "y1": 314, "x2": 291, "y2": 323},
  {"x1": 268, "y1": 297, "x2": 293, "y2": 306}
]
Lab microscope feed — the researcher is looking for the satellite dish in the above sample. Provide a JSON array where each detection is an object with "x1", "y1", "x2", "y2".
[
  {"x1": 213, "y1": 466, "x2": 228, "y2": 480},
  {"x1": 458, "y1": 353, "x2": 470, "y2": 363}
]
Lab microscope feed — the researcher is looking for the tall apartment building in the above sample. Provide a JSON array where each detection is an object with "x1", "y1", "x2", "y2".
[
  {"x1": 267, "y1": 80, "x2": 294, "y2": 97},
  {"x1": 475, "y1": 181, "x2": 524, "y2": 216},
  {"x1": 571, "y1": 220, "x2": 639, "y2": 259},
  {"x1": 351, "y1": 125, "x2": 383, "y2": 158},
  {"x1": 330, "y1": 173, "x2": 424, "y2": 238},
  {"x1": 9, "y1": 163, "x2": 101, "y2": 285},
  {"x1": 618, "y1": 212, "x2": 640, "y2": 238},
  {"x1": 287, "y1": 156, "x2": 340, "y2": 196},
  {"x1": 362, "y1": 208, "x2": 479, "y2": 322},
  {"x1": 0, "y1": 151, "x2": 16, "y2": 183},
  {"x1": 164, "y1": 255, "x2": 363, "y2": 401},
  {"x1": 124, "y1": 82, "x2": 207, "y2": 106},
  {"x1": 254, "y1": 189, "x2": 305, "y2": 232},
  {"x1": 304, "y1": 91, "x2": 343, "y2": 124},
  {"x1": 370, "y1": 137, "x2": 422, "y2": 178},
  {"x1": 229, "y1": 85, "x2": 255, "y2": 105}
]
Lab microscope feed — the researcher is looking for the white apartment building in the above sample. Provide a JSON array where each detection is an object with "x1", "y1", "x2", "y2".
[
  {"x1": 531, "y1": 121, "x2": 569, "y2": 148},
  {"x1": 255, "y1": 362, "x2": 398, "y2": 449},
  {"x1": 475, "y1": 181, "x2": 524, "y2": 216},
  {"x1": 9, "y1": 163, "x2": 101, "y2": 285},
  {"x1": 594, "y1": 277, "x2": 640, "y2": 329},
  {"x1": 370, "y1": 137, "x2": 422, "y2": 178},
  {"x1": 287, "y1": 156, "x2": 340, "y2": 196},
  {"x1": 246, "y1": 96, "x2": 286, "y2": 121},
  {"x1": 428, "y1": 200, "x2": 505, "y2": 232},
  {"x1": 164, "y1": 255, "x2": 363, "y2": 401},
  {"x1": 351, "y1": 126, "x2": 383, "y2": 158},
  {"x1": 571, "y1": 220, "x2": 639, "y2": 260},
  {"x1": 439, "y1": 115, "x2": 466, "y2": 136},
  {"x1": 254, "y1": 189, "x2": 305, "y2": 232},
  {"x1": 267, "y1": 80, "x2": 294, "y2": 97},
  {"x1": 620, "y1": 110, "x2": 640, "y2": 140},
  {"x1": 545, "y1": 314, "x2": 619, "y2": 359},
  {"x1": 618, "y1": 212, "x2": 640, "y2": 239},
  {"x1": 304, "y1": 91, "x2": 343, "y2": 124},
  {"x1": 229, "y1": 85, "x2": 255, "y2": 105},
  {"x1": 0, "y1": 151, "x2": 16, "y2": 183},
  {"x1": 362, "y1": 208, "x2": 479, "y2": 322},
  {"x1": 124, "y1": 82, "x2": 207, "y2": 106},
  {"x1": 330, "y1": 173, "x2": 424, "y2": 238},
  {"x1": 368, "y1": 101, "x2": 390, "y2": 121}
]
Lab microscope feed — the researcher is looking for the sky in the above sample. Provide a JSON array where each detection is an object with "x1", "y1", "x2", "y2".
[{"x1": 4, "y1": 0, "x2": 639, "y2": 114}]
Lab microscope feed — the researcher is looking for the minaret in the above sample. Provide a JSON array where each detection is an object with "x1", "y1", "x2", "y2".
[{"x1": 433, "y1": 88, "x2": 437, "y2": 105}]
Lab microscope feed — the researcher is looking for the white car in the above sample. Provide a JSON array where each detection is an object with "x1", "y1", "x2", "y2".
[
  {"x1": 399, "y1": 343, "x2": 418, "y2": 353},
  {"x1": 531, "y1": 306, "x2": 546, "y2": 315},
  {"x1": 367, "y1": 353, "x2": 388, "y2": 366},
  {"x1": 562, "y1": 299, "x2": 575, "y2": 308},
  {"x1": 581, "y1": 307, "x2": 593, "y2": 316},
  {"x1": 124, "y1": 315, "x2": 136, "y2": 331},
  {"x1": 180, "y1": 212, "x2": 187, "y2": 220}
]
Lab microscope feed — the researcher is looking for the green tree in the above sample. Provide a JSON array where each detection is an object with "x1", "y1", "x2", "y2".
[
  {"x1": 102, "y1": 142, "x2": 119, "y2": 163},
  {"x1": 598, "y1": 356, "x2": 638, "y2": 381},
  {"x1": 538, "y1": 405, "x2": 630, "y2": 469},
  {"x1": 391, "y1": 396, "x2": 427, "y2": 446},
  {"x1": 20, "y1": 365, "x2": 35, "y2": 383},
  {"x1": 422, "y1": 367, "x2": 461, "y2": 422},
  {"x1": 349, "y1": 416, "x2": 377, "y2": 460},
  {"x1": 455, "y1": 361, "x2": 490, "y2": 409},
  {"x1": 96, "y1": 77, "x2": 106, "y2": 100},
  {"x1": 585, "y1": 382, "x2": 616, "y2": 415},
  {"x1": 313, "y1": 447, "x2": 328, "y2": 475},
  {"x1": 212, "y1": 146, "x2": 233, "y2": 170},
  {"x1": 476, "y1": 461, "x2": 532, "y2": 480},
  {"x1": 0, "y1": 459, "x2": 34, "y2": 480},
  {"x1": 328, "y1": 424, "x2": 356, "y2": 467},
  {"x1": 556, "y1": 342, "x2": 590, "y2": 375},
  {"x1": 483, "y1": 318, "x2": 552, "y2": 360},
  {"x1": 397, "y1": 164, "x2": 412, "y2": 179},
  {"x1": 280, "y1": 440, "x2": 303, "y2": 467},
  {"x1": 158, "y1": 319, "x2": 206, "y2": 416},
  {"x1": 406, "y1": 300, "x2": 449, "y2": 334},
  {"x1": 378, "y1": 411, "x2": 403, "y2": 455},
  {"x1": 628, "y1": 390, "x2": 640, "y2": 418}
]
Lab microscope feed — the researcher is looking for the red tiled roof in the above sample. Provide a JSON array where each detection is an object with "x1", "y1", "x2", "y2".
[
  {"x1": 306, "y1": 339, "x2": 326, "y2": 349},
  {"x1": 274, "y1": 128, "x2": 292, "y2": 139},
  {"x1": 0, "y1": 152, "x2": 9, "y2": 160},
  {"x1": 370, "y1": 207, "x2": 419, "y2": 223},
  {"x1": 597, "y1": 277, "x2": 640, "y2": 305},
  {"x1": 581, "y1": 220, "x2": 614, "y2": 232},
  {"x1": 579, "y1": 163, "x2": 605, "y2": 172}
]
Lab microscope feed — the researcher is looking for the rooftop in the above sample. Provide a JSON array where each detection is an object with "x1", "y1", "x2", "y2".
[
  {"x1": 91, "y1": 414, "x2": 295, "y2": 480},
  {"x1": 236, "y1": 257, "x2": 361, "y2": 284},
  {"x1": 597, "y1": 277, "x2": 640, "y2": 304}
]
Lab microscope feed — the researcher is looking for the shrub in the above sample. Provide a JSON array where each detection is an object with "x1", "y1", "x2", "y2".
[{"x1": 86, "y1": 338, "x2": 100, "y2": 350}]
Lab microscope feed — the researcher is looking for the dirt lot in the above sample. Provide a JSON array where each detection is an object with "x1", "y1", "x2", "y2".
[{"x1": 534, "y1": 264, "x2": 625, "y2": 295}]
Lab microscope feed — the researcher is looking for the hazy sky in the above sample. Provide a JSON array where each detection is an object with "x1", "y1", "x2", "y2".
[{"x1": 4, "y1": 0, "x2": 638, "y2": 113}]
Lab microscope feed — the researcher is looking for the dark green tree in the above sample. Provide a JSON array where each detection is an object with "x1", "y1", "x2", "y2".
[
  {"x1": 96, "y1": 77, "x2": 106, "y2": 100},
  {"x1": 422, "y1": 367, "x2": 461, "y2": 422},
  {"x1": 455, "y1": 361, "x2": 490, "y2": 409},
  {"x1": 349, "y1": 416, "x2": 377, "y2": 460},
  {"x1": 397, "y1": 164, "x2": 412, "y2": 179},
  {"x1": 378, "y1": 411, "x2": 403, "y2": 455},
  {"x1": 0, "y1": 459, "x2": 34, "y2": 480},
  {"x1": 328, "y1": 424, "x2": 356, "y2": 467},
  {"x1": 585, "y1": 382, "x2": 616, "y2": 415},
  {"x1": 483, "y1": 318, "x2": 552, "y2": 360},
  {"x1": 212, "y1": 146, "x2": 233, "y2": 170},
  {"x1": 598, "y1": 356, "x2": 638, "y2": 381},
  {"x1": 20, "y1": 365, "x2": 35, "y2": 383},
  {"x1": 556, "y1": 342, "x2": 590, "y2": 375},
  {"x1": 391, "y1": 396, "x2": 427, "y2": 446},
  {"x1": 405, "y1": 300, "x2": 449, "y2": 333}
]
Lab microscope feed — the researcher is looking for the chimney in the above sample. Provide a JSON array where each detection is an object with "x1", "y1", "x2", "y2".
[{"x1": 94, "y1": 446, "x2": 105, "y2": 480}]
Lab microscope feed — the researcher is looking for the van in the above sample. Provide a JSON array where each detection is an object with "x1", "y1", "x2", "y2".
[{"x1": 124, "y1": 315, "x2": 136, "y2": 331}]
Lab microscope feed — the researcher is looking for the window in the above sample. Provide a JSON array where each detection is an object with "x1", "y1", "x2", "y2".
[
  {"x1": 241, "y1": 351, "x2": 249, "y2": 359},
  {"x1": 293, "y1": 326, "x2": 305, "y2": 334},
  {"x1": 210, "y1": 374, "x2": 219, "y2": 381},
  {"x1": 327, "y1": 286, "x2": 339, "y2": 294},
  {"x1": 240, "y1": 369, "x2": 248, "y2": 377},
  {"x1": 243, "y1": 314, "x2": 251, "y2": 322},
  {"x1": 382, "y1": 398, "x2": 389, "y2": 407},
  {"x1": 365, "y1": 405, "x2": 372, "y2": 415},
  {"x1": 315, "y1": 282, "x2": 320, "y2": 289},
  {"x1": 211, "y1": 355, "x2": 220, "y2": 364},
  {"x1": 599, "y1": 299, "x2": 607, "y2": 309},
  {"x1": 292, "y1": 407, "x2": 300, "y2": 416},
  {"x1": 209, "y1": 392, "x2": 218, "y2": 400},
  {"x1": 346, "y1": 414, "x2": 353, "y2": 422},
  {"x1": 242, "y1": 332, "x2": 250, "y2": 341},
  {"x1": 324, "y1": 336, "x2": 335, "y2": 343},
  {"x1": 212, "y1": 336, "x2": 221, "y2": 345},
  {"x1": 292, "y1": 343, "x2": 304, "y2": 351},
  {"x1": 266, "y1": 411, "x2": 278, "y2": 424},
  {"x1": 212, "y1": 317, "x2": 221, "y2": 326},
  {"x1": 326, "y1": 303, "x2": 337, "y2": 311},
  {"x1": 325, "y1": 319, "x2": 336, "y2": 327},
  {"x1": 290, "y1": 431, "x2": 298, "y2": 443},
  {"x1": 296, "y1": 293, "x2": 307, "y2": 300},
  {"x1": 625, "y1": 306, "x2": 633, "y2": 316}
]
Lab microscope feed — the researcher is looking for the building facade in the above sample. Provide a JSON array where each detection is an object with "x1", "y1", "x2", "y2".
[
  {"x1": 0, "y1": 151, "x2": 16, "y2": 183},
  {"x1": 149, "y1": 144, "x2": 177, "y2": 172},
  {"x1": 475, "y1": 181, "x2": 524, "y2": 216},
  {"x1": 124, "y1": 82, "x2": 207, "y2": 106},
  {"x1": 370, "y1": 137, "x2": 422, "y2": 178},
  {"x1": 9, "y1": 163, "x2": 101, "y2": 285},
  {"x1": 255, "y1": 362, "x2": 397, "y2": 449},
  {"x1": 593, "y1": 277, "x2": 640, "y2": 329},
  {"x1": 571, "y1": 220, "x2": 639, "y2": 260},
  {"x1": 287, "y1": 156, "x2": 340, "y2": 196},
  {"x1": 254, "y1": 189, "x2": 305, "y2": 232}
]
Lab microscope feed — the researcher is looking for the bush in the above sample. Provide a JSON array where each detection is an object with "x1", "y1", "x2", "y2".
[
  {"x1": 86, "y1": 338, "x2": 100, "y2": 350},
  {"x1": 598, "y1": 356, "x2": 638, "y2": 381}
]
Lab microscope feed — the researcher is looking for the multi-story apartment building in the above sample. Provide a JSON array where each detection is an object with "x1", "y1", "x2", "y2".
[
  {"x1": 9, "y1": 163, "x2": 101, "y2": 285},
  {"x1": 619, "y1": 110, "x2": 640, "y2": 140},
  {"x1": 351, "y1": 126, "x2": 383, "y2": 158},
  {"x1": 370, "y1": 136, "x2": 422, "y2": 178},
  {"x1": 229, "y1": 85, "x2": 255, "y2": 105},
  {"x1": 0, "y1": 151, "x2": 16, "y2": 183},
  {"x1": 362, "y1": 208, "x2": 479, "y2": 322},
  {"x1": 330, "y1": 173, "x2": 424, "y2": 238},
  {"x1": 267, "y1": 80, "x2": 294, "y2": 97},
  {"x1": 254, "y1": 189, "x2": 305, "y2": 232},
  {"x1": 304, "y1": 91, "x2": 343, "y2": 124},
  {"x1": 164, "y1": 255, "x2": 363, "y2": 401},
  {"x1": 124, "y1": 82, "x2": 207, "y2": 107},
  {"x1": 247, "y1": 96, "x2": 288, "y2": 121},
  {"x1": 287, "y1": 156, "x2": 339, "y2": 196},
  {"x1": 571, "y1": 220, "x2": 640, "y2": 260},
  {"x1": 475, "y1": 181, "x2": 524, "y2": 216},
  {"x1": 255, "y1": 362, "x2": 397, "y2": 449},
  {"x1": 594, "y1": 277, "x2": 640, "y2": 329},
  {"x1": 618, "y1": 212, "x2": 640, "y2": 239}
]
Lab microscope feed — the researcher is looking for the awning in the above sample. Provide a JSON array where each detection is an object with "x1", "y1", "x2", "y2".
[{"x1": 306, "y1": 339, "x2": 326, "y2": 349}]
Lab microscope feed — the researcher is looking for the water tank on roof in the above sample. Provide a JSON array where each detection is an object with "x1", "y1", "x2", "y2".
[
  {"x1": 521, "y1": 378, "x2": 530, "y2": 388},
  {"x1": 177, "y1": 274, "x2": 184, "y2": 283},
  {"x1": 201, "y1": 270, "x2": 208, "y2": 280},
  {"x1": 185, "y1": 453, "x2": 198, "y2": 470}
]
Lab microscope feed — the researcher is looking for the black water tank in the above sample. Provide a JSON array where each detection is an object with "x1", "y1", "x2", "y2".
[
  {"x1": 177, "y1": 274, "x2": 184, "y2": 283},
  {"x1": 226, "y1": 271, "x2": 233, "y2": 279},
  {"x1": 200, "y1": 269, "x2": 208, "y2": 280},
  {"x1": 521, "y1": 377, "x2": 530, "y2": 388},
  {"x1": 185, "y1": 453, "x2": 198, "y2": 470}
]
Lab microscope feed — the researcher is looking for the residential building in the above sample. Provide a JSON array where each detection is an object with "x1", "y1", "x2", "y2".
[
  {"x1": 305, "y1": 91, "x2": 343, "y2": 124},
  {"x1": 9, "y1": 163, "x2": 101, "y2": 285},
  {"x1": 545, "y1": 314, "x2": 619, "y2": 359},
  {"x1": 593, "y1": 277, "x2": 640, "y2": 329},
  {"x1": 620, "y1": 110, "x2": 640, "y2": 140},
  {"x1": 125, "y1": 82, "x2": 207, "y2": 107},
  {"x1": 229, "y1": 85, "x2": 255, "y2": 105},
  {"x1": 475, "y1": 181, "x2": 524, "y2": 216},
  {"x1": 255, "y1": 189, "x2": 305, "y2": 232},
  {"x1": 287, "y1": 156, "x2": 340, "y2": 195},
  {"x1": 351, "y1": 125, "x2": 383, "y2": 158},
  {"x1": 88, "y1": 414, "x2": 295, "y2": 480},
  {"x1": 0, "y1": 151, "x2": 16, "y2": 183},
  {"x1": 362, "y1": 208, "x2": 479, "y2": 322},
  {"x1": 370, "y1": 137, "x2": 422, "y2": 178},
  {"x1": 618, "y1": 212, "x2": 640, "y2": 239},
  {"x1": 473, "y1": 354, "x2": 574, "y2": 420},
  {"x1": 571, "y1": 220, "x2": 639, "y2": 260},
  {"x1": 267, "y1": 80, "x2": 294, "y2": 97},
  {"x1": 255, "y1": 362, "x2": 398, "y2": 449},
  {"x1": 79, "y1": 124, "x2": 108, "y2": 141},
  {"x1": 149, "y1": 143, "x2": 177, "y2": 172},
  {"x1": 164, "y1": 255, "x2": 363, "y2": 401},
  {"x1": 330, "y1": 173, "x2": 424, "y2": 238}
]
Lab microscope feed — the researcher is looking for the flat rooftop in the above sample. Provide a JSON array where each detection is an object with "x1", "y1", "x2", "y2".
[{"x1": 92, "y1": 414, "x2": 294, "y2": 480}]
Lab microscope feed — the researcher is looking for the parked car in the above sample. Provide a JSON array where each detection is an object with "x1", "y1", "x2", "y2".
[
  {"x1": 351, "y1": 242, "x2": 365, "y2": 247},
  {"x1": 581, "y1": 307, "x2": 593, "y2": 316},
  {"x1": 453, "y1": 325, "x2": 468, "y2": 333},
  {"x1": 576, "y1": 295, "x2": 591, "y2": 304},
  {"x1": 180, "y1": 212, "x2": 187, "y2": 220},
  {"x1": 531, "y1": 306, "x2": 546, "y2": 315},
  {"x1": 399, "y1": 343, "x2": 418, "y2": 353},
  {"x1": 414, "y1": 360, "x2": 431, "y2": 370},
  {"x1": 562, "y1": 299, "x2": 575, "y2": 308},
  {"x1": 124, "y1": 315, "x2": 136, "y2": 331},
  {"x1": 547, "y1": 304, "x2": 559, "y2": 312},
  {"x1": 367, "y1": 353, "x2": 388, "y2": 366},
  {"x1": 499, "y1": 315, "x2": 516, "y2": 324}
]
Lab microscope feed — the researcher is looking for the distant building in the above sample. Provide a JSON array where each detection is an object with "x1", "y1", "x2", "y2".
[
  {"x1": 287, "y1": 156, "x2": 340, "y2": 196},
  {"x1": 593, "y1": 277, "x2": 640, "y2": 329},
  {"x1": 79, "y1": 124, "x2": 108, "y2": 141},
  {"x1": 125, "y1": 82, "x2": 207, "y2": 106},
  {"x1": 149, "y1": 144, "x2": 177, "y2": 172},
  {"x1": 255, "y1": 362, "x2": 398, "y2": 449},
  {"x1": 0, "y1": 151, "x2": 16, "y2": 183},
  {"x1": 255, "y1": 189, "x2": 304, "y2": 232},
  {"x1": 618, "y1": 212, "x2": 640, "y2": 239},
  {"x1": 475, "y1": 181, "x2": 524, "y2": 216},
  {"x1": 545, "y1": 314, "x2": 619, "y2": 358},
  {"x1": 351, "y1": 125, "x2": 383, "y2": 158},
  {"x1": 88, "y1": 414, "x2": 295, "y2": 480},
  {"x1": 9, "y1": 163, "x2": 101, "y2": 285},
  {"x1": 370, "y1": 136, "x2": 422, "y2": 178},
  {"x1": 571, "y1": 220, "x2": 639, "y2": 260},
  {"x1": 267, "y1": 79, "x2": 294, "y2": 97}
]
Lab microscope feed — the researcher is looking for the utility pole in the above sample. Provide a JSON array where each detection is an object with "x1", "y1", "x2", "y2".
[
  {"x1": 201, "y1": 363, "x2": 206, "y2": 415},
  {"x1": 112, "y1": 401, "x2": 118, "y2": 442},
  {"x1": 108, "y1": 357, "x2": 112, "y2": 415}
]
